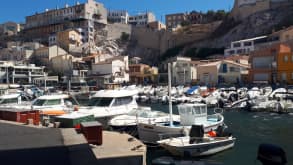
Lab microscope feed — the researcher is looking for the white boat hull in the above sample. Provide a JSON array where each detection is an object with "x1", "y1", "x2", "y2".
[
  {"x1": 158, "y1": 137, "x2": 235, "y2": 157},
  {"x1": 137, "y1": 115, "x2": 224, "y2": 144}
]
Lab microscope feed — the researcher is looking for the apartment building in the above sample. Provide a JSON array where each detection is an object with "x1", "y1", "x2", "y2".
[
  {"x1": 128, "y1": 12, "x2": 156, "y2": 26},
  {"x1": 147, "y1": 21, "x2": 166, "y2": 31},
  {"x1": 249, "y1": 43, "x2": 293, "y2": 84},
  {"x1": 224, "y1": 36, "x2": 268, "y2": 56},
  {"x1": 23, "y1": 0, "x2": 107, "y2": 43},
  {"x1": 0, "y1": 61, "x2": 46, "y2": 84},
  {"x1": 108, "y1": 10, "x2": 129, "y2": 24},
  {"x1": 165, "y1": 13, "x2": 186, "y2": 30},
  {"x1": 0, "y1": 22, "x2": 22, "y2": 36}
]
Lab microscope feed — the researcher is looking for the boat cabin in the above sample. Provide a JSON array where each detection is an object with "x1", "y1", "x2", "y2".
[
  {"x1": 87, "y1": 89, "x2": 138, "y2": 108},
  {"x1": 178, "y1": 103, "x2": 207, "y2": 126},
  {"x1": 32, "y1": 94, "x2": 78, "y2": 108}
]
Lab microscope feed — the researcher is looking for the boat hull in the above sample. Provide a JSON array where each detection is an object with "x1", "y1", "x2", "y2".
[
  {"x1": 137, "y1": 120, "x2": 223, "y2": 144},
  {"x1": 159, "y1": 137, "x2": 235, "y2": 157}
]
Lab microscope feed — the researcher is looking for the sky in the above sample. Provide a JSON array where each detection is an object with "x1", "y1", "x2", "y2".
[{"x1": 0, "y1": 0, "x2": 234, "y2": 23}]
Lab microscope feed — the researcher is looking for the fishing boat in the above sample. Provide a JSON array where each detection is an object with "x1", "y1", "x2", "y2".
[
  {"x1": 108, "y1": 107, "x2": 180, "y2": 133},
  {"x1": 137, "y1": 103, "x2": 224, "y2": 143},
  {"x1": 157, "y1": 125, "x2": 236, "y2": 157}
]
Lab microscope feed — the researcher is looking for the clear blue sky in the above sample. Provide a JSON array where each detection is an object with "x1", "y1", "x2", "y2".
[{"x1": 0, "y1": 0, "x2": 234, "y2": 23}]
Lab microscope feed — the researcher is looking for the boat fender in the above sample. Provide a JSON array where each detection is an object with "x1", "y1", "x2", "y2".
[{"x1": 74, "y1": 106, "x2": 79, "y2": 111}]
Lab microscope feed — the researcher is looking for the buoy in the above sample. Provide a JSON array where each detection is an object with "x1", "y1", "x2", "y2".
[{"x1": 74, "y1": 106, "x2": 79, "y2": 111}]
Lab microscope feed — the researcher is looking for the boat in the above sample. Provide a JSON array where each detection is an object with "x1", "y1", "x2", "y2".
[
  {"x1": 76, "y1": 89, "x2": 138, "y2": 125},
  {"x1": 108, "y1": 107, "x2": 180, "y2": 134},
  {"x1": 31, "y1": 94, "x2": 79, "y2": 115},
  {"x1": 157, "y1": 125, "x2": 236, "y2": 157},
  {"x1": 137, "y1": 103, "x2": 224, "y2": 144}
]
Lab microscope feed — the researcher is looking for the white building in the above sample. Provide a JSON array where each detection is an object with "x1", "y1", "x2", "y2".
[
  {"x1": 128, "y1": 12, "x2": 156, "y2": 26},
  {"x1": 108, "y1": 10, "x2": 129, "y2": 24},
  {"x1": 160, "y1": 56, "x2": 198, "y2": 85},
  {"x1": 224, "y1": 36, "x2": 267, "y2": 56},
  {"x1": 0, "y1": 61, "x2": 47, "y2": 84},
  {"x1": 91, "y1": 56, "x2": 129, "y2": 83}
]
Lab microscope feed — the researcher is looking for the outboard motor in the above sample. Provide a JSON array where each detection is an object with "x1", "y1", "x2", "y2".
[{"x1": 257, "y1": 143, "x2": 287, "y2": 165}]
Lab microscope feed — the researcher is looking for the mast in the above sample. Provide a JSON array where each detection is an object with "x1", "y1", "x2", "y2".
[{"x1": 168, "y1": 63, "x2": 173, "y2": 127}]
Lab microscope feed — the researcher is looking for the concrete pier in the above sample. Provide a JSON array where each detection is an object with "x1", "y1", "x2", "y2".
[{"x1": 0, "y1": 120, "x2": 146, "y2": 165}]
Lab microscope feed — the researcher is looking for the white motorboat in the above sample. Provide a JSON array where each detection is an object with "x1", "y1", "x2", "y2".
[
  {"x1": 31, "y1": 94, "x2": 79, "y2": 115},
  {"x1": 77, "y1": 89, "x2": 138, "y2": 124},
  {"x1": 0, "y1": 93, "x2": 31, "y2": 108},
  {"x1": 108, "y1": 107, "x2": 180, "y2": 133},
  {"x1": 157, "y1": 125, "x2": 236, "y2": 157},
  {"x1": 137, "y1": 103, "x2": 224, "y2": 144}
]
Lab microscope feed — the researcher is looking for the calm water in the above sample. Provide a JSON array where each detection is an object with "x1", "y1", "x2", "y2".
[{"x1": 144, "y1": 103, "x2": 293, "y2": 165}]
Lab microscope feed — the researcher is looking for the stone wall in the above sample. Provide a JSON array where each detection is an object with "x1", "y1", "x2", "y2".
[
  {"x1": 106, "y1": 23, "x2": 132, "y2": 40},
  {"x1": 131, "y1": 21, "x2": 221, "y2": 55}
]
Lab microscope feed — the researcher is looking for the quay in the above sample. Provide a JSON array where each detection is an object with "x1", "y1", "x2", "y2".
[{"x1": 0, "y1": 120, "x2": 146, "y2": 165}]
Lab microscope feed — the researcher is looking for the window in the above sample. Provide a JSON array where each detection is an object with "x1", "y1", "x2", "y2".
[
  {"x1": 112, "y1": 96, "x2": 133, "y2": 106},
  {"x1": 88, "y1": 97, "x2": 113, "y2": 107},
  {"x1": 33, "y1": 99, "x2": 46, "y2": 106},
  {"x1": 0, "y1": 98, "x2": 18, "y2": 104},
  {"x1": 284, "y1": 55, "x2": 288, "y2": 62},
  {"x1": 44, "y1": 99, "x2": 61, "y2": 106},
  {"x1": 64, "y1": 97, "x2": 78, "y2": 105},
  {"x1": 282, "y1": 73, "x2": 287, "y2": 81},
  {"x1": 233, "y1": 43, "x2": 241, "y2": 48},
  {"x1": 244, "y1": 42, "x2": 252, "y2": 46}
]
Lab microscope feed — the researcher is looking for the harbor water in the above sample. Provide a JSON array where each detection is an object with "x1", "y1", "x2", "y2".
[{"x1": 144, "y1": 103, "x2": 293, "y2": 165}]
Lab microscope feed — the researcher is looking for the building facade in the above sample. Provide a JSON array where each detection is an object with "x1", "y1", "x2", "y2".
[
  {"x1": 129, "y1": 64, "x2": 158, "y2": 84},
  {"x1": 224, "y1": 36, "x2": 267, "y2": 56},
  {"x1": 107, "y1": 10, "x2": 129, "y2": 24},
  {"x1": 33, "y1": 45, "x2": 67, "y2": 66},
  {"x1": 147, "y1": 21, "x2": 166, "y2": 31},
  {"x1": 24, "y1": 0, "x2": 107, "y2": 43},
  {"x1": 160, "y1": 57, "x2": 198, "y2": 85},
  {"x1": 0, "y1": 22, "x2": 21, "y2": 36},
  {"x1": 128, "y1": 12, "x2": 156, "y2": 26},
  {"x1": 0, "y1": 61, "x2": 46, "y2": 84},
  {"x1": 249, "y1": 44, "x2": 293, "y2": 84},
  {"x1": 165, "y1": 13, "x2": 186, "y2": 30},
  {"x1": 197, "y1": 60, "x2": 249, "y2": 86}
]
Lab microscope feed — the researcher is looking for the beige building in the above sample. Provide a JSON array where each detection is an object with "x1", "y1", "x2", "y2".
[
  {"x1": 33, "y1": 45, "x2": 67, "y2": 66},
  {"x1": 24, "y1": 0, "x2": 107, "y2": 42},
  {"x1": 129, "y1": 64, "x2": 158, "y2": 84},
  {"x1": 49, "y1": 29, "x2": 82, "y2": 51},
  {"x1": 0, "y1": 22, "x2": 21, "y2": 36},
  {"x1": 147, "y1": 21, "x2": 166, "y2": 31},
  {"x1": 51, "y1": 54, "x2": 87, "y2": 76},
  {"x1": 165, "y1": 13, "x2": 186, "y2": 30},
  {"x1": 197, "y1": 60, "x2": 249, "y2": 86}
]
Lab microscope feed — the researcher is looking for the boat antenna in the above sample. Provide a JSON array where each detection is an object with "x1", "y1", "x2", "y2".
[{"x1": 168, "y1": 63, "x2": 173, "y2": 127}]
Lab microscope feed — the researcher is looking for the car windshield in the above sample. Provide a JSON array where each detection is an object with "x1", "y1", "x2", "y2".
[{"x1": 87, "y1": 97, "x2": 113, "y2": 107}]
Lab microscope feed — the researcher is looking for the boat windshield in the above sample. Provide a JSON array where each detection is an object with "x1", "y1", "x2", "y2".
[
  {"x1": 88, "y1": 97, "x2": 113, "y2": 107},
  {"x1": 33, "y1": 99, "x2": 61, "y2": 106},
  {"x1": 0, "y1": 98, "x2": 18, "y2": 104}
]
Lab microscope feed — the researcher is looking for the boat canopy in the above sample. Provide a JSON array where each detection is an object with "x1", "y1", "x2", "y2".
[
  {"x1": 92, "y1": 89, "x2": 138, "y2": 98},
  {"x1": 177, "y1": 103, "x2": 207, "y2": 126},
  {"x1": 186, "y1": 86, "x2": 199, "y2": 95}
]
